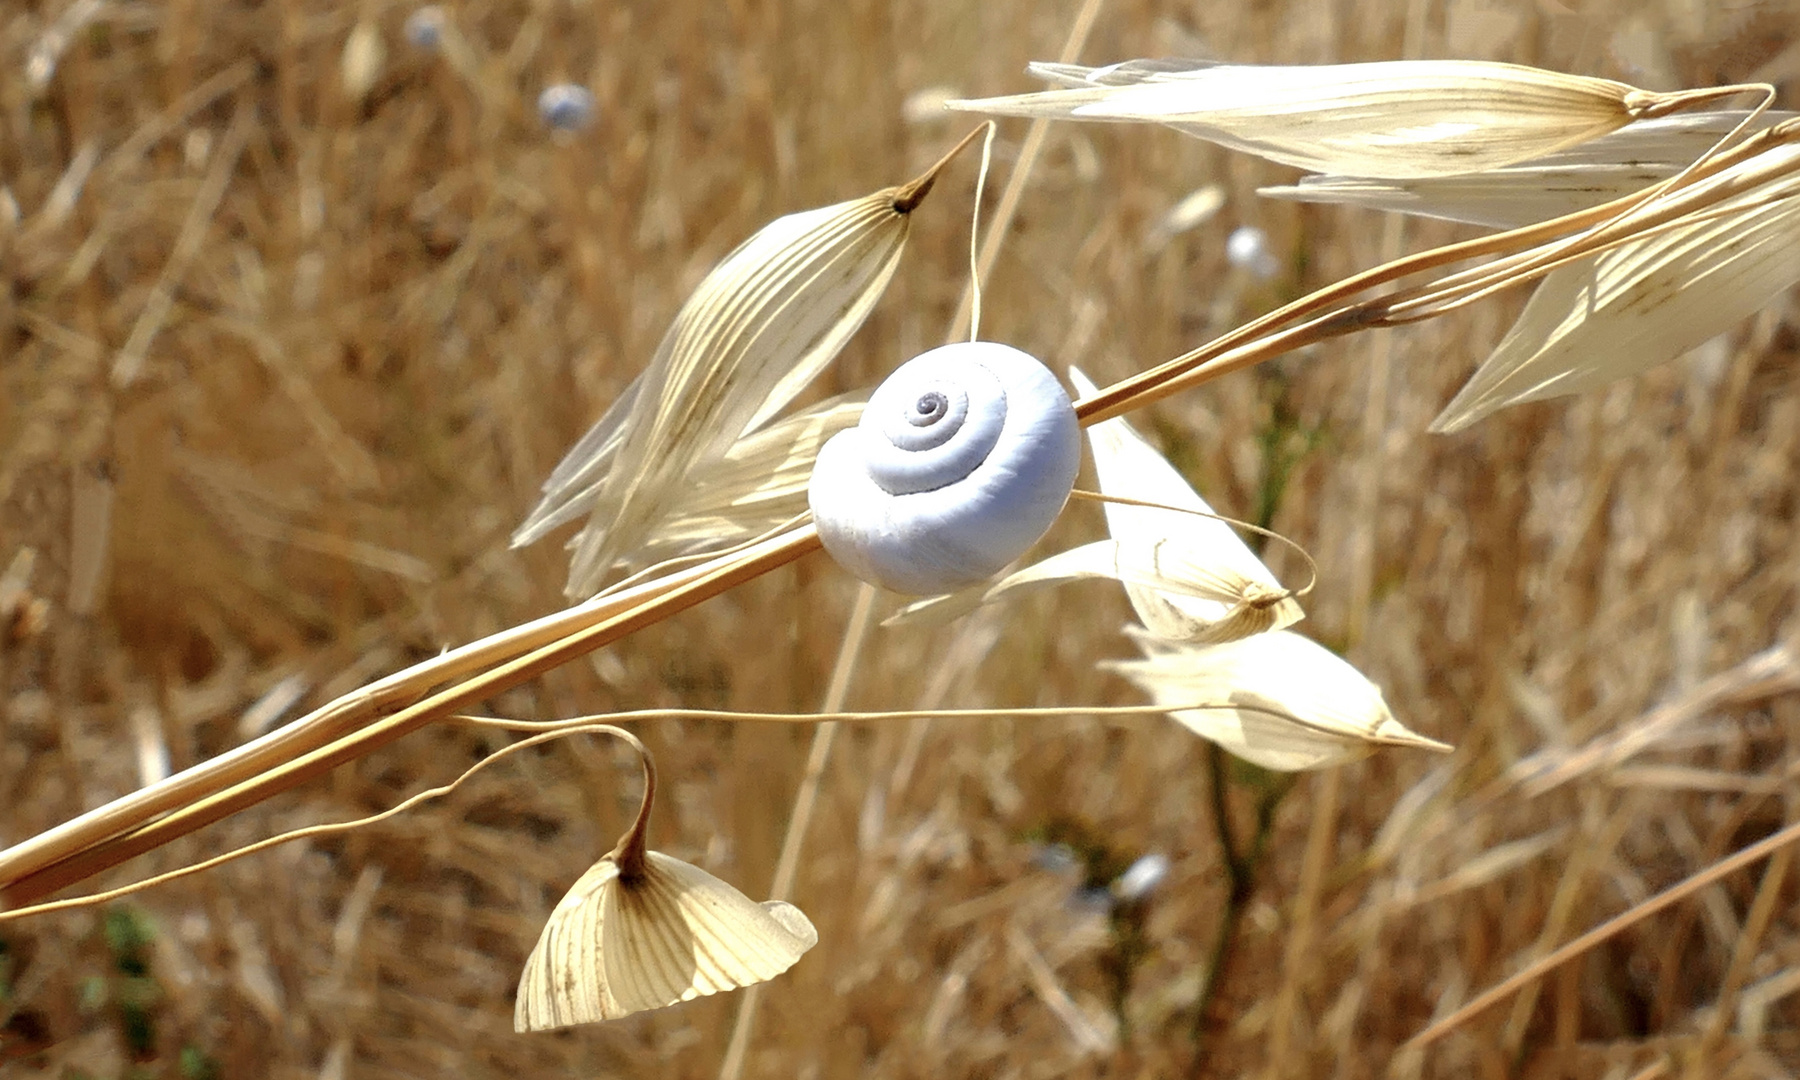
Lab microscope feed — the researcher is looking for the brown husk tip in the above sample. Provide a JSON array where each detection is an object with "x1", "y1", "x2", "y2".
[
  {"x1": 890, "y1": 123, "x2": 991, "y2": 212},
  {"x1": 605, "y1": 728, "x2": 656, "y2": 880}
]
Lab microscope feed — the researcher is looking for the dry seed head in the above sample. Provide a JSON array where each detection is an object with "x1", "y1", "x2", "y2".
[
  {"x1": 340, "y1": 21, "x2": 385, "y2": 102},
  {"x1": 513, "y1": 171, "x2": 938, "y2": 596},
  {"x1": 1259, "y1": 110, "x2": 1796, "y2": 229},
  {"x1": 1070, "y1": 367, "x2": 1301, "y2": 643},
  {"x1": 952, "y1": 59, "x2": 1655, "y2": 180},
  {"x1": 621, "y1": 394, "x2": 865, "y2": 566},
  {"x1": 1144, "y1": 184, "x2": 1225, "y2": 249},
  {"x1": 1431, "y1": 140, "x2": 1800, "y2": 433},
  {"x1": 1107, "y1": 630, "x2": 1452, "y2": 772},
  {"x1": 514, "y1": 731, "x2": 817, "y2": 1031},
  {"x1": 514, "y1": 852, "x2": 819, "y2": 1030}
]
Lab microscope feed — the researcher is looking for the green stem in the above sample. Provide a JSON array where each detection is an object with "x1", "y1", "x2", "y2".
[{"x1": 1188, "y1": 747, "x2": 1292, "y2": 1072}]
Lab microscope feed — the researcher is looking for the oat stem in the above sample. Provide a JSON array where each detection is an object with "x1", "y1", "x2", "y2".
[
  {"x1": 1189, "y1": 746, "x2": 1290, "y2": 1067},
  {"x1": 0, "y1": 526, "x2": 820, "y2": 907}
]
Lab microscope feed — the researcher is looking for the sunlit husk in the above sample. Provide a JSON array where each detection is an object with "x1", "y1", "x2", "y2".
[
  {"x1": 1258, "y1": 111, "x2": 1794, "y2": 228},
  {"x1": 1073, "y1": 368, "x2": 1301, "y2": 643},
  {"x1": 515, "y1": 851, "x2": 818, "y2": 1031},
  {"x1": 951, "y1": 59, "x2": 1649, "y2": 180},
  {"x1": 1107, "y1": 631, "x2": 1452, "y2": 772},
  {"x1": 1431, "y1": 141, "x2": 1800, "y2": 433},
  {"x1": 1260, "y1": 165, "x2": 1672, "y2": 229},
  {"x1": 513, "y1": 188, "x2": 920, "y2": 598},
  {"x1": 885, "y1": 536, "x2": 1291, "y2": 637},
  {"x1": 626, "y1": 395, "x2": 865, "y2": 566}
]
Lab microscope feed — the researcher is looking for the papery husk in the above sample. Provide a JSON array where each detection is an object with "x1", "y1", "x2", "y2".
[
  {"x1": 1106, "y1": 630, "x2": 1452, "y2": 772},
  {"x1": 1072, "y1": 368, "x2": 1301, "y2": 643},
  {"x1": 1258, "y1": 111, "x2": 1794, "y2": 228},
  {"x1": 1431, "y1": 140, "x2": 1800, "y2": 433},
  {"x1": 886, "y1": 536, "x2": 1292, "y2": 638},
  {"x1": 515, "y1": 850, "x2": 818, "y2": 1030},
  {"x1": 514, "y1": 173, "x2": 938, "y2": 599},
  {"x1": 951, "y1": 59, "x2": 1659, "y2": 180},
  {"x1": 623, "y1": 394, "x2": 865, "y2": 567}
]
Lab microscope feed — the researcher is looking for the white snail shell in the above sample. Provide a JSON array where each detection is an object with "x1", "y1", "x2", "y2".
[{"x1": 808, "y1": 341, "x2": 1080, "y2": 595}]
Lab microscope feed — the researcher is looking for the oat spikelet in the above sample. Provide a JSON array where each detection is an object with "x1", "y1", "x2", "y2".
[
  {"x1": 624, "y1": 394, "x2": 865, "y2": 567},
  {"x1": 514, "y1": 733, "x2": 817, "y2": 1030},
  {"x1": 514, "y1": 852, "x2": 819, "y2": 1030},
  {"x1": 515, "y1": 159, "x2": 953, "y2": 598},
  {"x1": 1258, "y1": 110, "x2": 1795, "y2": 228},
  {"x1": 953, "y1": 59, "x2": 1662, "y2": 180},
  {"x1": 1431, "y1": 140, "x2": 1800, "y2": 433},
  {"x1": 1070, "y1": 367, "x2": 1301, "y2": 643},
  {"x1": 1107, "y1": 631, "x2": 1452, "y2": 772}
]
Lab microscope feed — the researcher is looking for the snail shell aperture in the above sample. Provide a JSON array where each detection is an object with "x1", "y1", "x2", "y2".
[{"x1": 808, "y1": 341, "x2": 1080, "y2": 595}]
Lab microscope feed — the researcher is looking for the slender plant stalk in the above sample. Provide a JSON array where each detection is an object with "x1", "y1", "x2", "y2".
[
  {"x1": 0, "y1": 526, "x2": 821, "y2": 907},
  {"x1": 721, "y1": 0, "x2": 1106, "y2": 1066},
  {"x1": 1693, "y1": 845, "x2": 1793, "y2": 1067},
  {"x1": 0, "y1": 549, "x2": 757, "y2": 892},
  {"x1": 946, "y1": 0, "x2": 1106, "y2": 344},
  {"x1": 1407, "y1": 813, "x2": 1800, "y2": 1051},
  {"x1": 1188, "y1": 745, "x2": 1288, "y2": 1069},
  {"x1": 0, "y1": 702, "x2": 1243, "y2": 924}
]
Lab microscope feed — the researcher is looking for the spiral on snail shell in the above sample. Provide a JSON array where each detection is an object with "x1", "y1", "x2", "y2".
[{"x1": 808, "y1": 342, "x2": 1081, "y2": 595}]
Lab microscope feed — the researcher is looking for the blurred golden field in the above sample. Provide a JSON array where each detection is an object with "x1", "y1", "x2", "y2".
[{"x1": 4, "y1": 0, "x2": 1800, "y2": 1077}]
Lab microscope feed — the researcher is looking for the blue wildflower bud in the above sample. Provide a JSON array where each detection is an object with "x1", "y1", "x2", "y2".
[
  {"x1": 403, "y1": 6, "x2": 445, "y2": 51},
  {"x1": 538, "y1": 84, "x2": 597, "y2": 132}
]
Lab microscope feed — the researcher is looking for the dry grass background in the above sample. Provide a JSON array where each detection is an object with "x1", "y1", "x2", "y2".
[{"x1": 3, "y1": 0, "x2": 1800, "y2": 1076}]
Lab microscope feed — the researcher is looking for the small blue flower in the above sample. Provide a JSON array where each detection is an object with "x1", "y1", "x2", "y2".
[
  {"x1": 403, "y1": 6, "x2": 445, "y2": 51},
  {"x1": 538, "y1": 84, "x2": 597, "y2": 132}
]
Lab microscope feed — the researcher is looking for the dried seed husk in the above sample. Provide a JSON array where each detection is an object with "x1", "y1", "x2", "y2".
[
  {"x1": 623, "y1": 394, "x2": 866, "y2": 567},
  {"x1": 1072, "y1": 368, "x2": 1300, "y2": 642},
  {"x1": 952, "y1": 59, "x2": 1657, "y2": 180},
  {"x1": 514, "y1": 850, "x2": 818, "y2": 1030},
  {"x1": 1258, "y1": 111, "x2": 1794, "y2": 228},
  {"x1": 515, "y1": 167, "x2": 943, "y2": 599},
  {"x1": 1431, "y1": 140, "x2": 1800, "y2": 433},
  {"x1": 887, "y1": 535, "x2": 1290, "y2": 634},
  {"x1": 510, "y1": 372, "x2": 644, "y2": 548},
  {"x1": 1106, "y1": 630, "x2": 1451, "y2": 771}
]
